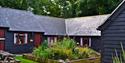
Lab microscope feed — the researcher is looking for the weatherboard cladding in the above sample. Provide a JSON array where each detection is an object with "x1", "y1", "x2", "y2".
[
  {"x1": 97, "y1": 1, "x2": 125, "y2": 63},
  {"x1": 5, "y1": 31, "x2": 34, "y2": 53},
  {"x1": 69, "y1": 36, "x2": 101, "y2": 52},
  {"x1": 91, "y1": 36, "x2": 101, "y2": 51}
]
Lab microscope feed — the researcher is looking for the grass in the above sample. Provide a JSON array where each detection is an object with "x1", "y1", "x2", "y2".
[{"x1": 15, "y1": 56, "x2": 38, "y2": 63}]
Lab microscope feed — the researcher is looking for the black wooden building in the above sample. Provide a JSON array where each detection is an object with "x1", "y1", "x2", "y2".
[
  {"x1": 38, "y1": 15, "x2": 109, "y2": 52},
  {"x1": 0, "y1": 7, "x2": 108, "y2": 53},
  {"x1": 98, "y1": 0, "x2": 125, "y2": 63},
  {"x1": 0, "y1": 8, "x2": 45, "y2": 53},
  {"x1": 65, "y1": 16, "x2": 108, "y2": 51}
]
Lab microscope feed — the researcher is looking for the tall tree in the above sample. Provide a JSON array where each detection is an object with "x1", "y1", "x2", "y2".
[{"x1": 0, "y1": 0, "x2": 122, "y2": 18}]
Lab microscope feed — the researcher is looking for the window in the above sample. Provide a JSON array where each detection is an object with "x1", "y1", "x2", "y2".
[
  {"x1": 80, "y1": 37, "x2": 91, "y2": 47},
  {"x1": 0, "y1": 29, "x2": 4, "y2": 38},
  {"x1": 74, "y1": 37, "x2": 80, "y2": 45},
  {"x1": 0, "y1": 29, "x2": 5, "y2": 41},
  {"x1": 47, "y1": 37, "x2": 57, "y2": 45},
  {"x1": 14, "y1": 33, "x2": 28, "y2": 45},
  {"x1": 28, "y1": 33, "x2": 34, "y2": 42},
  {"x1": 57, "y1": 36, "x2": 63, "y2": 41}
]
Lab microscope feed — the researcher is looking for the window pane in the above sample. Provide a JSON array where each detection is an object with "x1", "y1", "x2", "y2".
[
  {"x1": 14, "y1": 33, "x2": 28, "y2": 45},
  {"x1": 28, "y1": 33, "x2": 33, "y2": 42},
  {"x1": 83, "y1": 38, "x2": 89, "y2": 47},
  {"x1": 0, "y1": 29, "x2": 5, "y2": 38}
]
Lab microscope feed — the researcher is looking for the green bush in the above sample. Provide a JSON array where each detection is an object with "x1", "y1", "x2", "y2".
[
  {"x1": 33, "y1": 38, "x2": 99, "y2": 62},
  {"x1": 33, "y1": 40, "x2": 52, "y2": 62},
  {"x1": 52, "y1": 38, "x2": 76, "y2": 49},
  {"x1": 50, "y1": 38, "x2": 76, "y2": 60}
]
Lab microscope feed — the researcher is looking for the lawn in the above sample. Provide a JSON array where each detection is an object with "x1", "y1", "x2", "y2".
[{"x1": 15, "y1": 56, "x2": 38, "y2": 63}]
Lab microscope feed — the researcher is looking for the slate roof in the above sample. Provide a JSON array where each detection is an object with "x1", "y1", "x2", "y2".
[
  {"x1": 0, "y1": 8, "x2": 45, "y2": 32},
  {"x1": 65, "y1": 15, "x2": 109, "y2": 36},
  {"x1": 35, "y1": 15, "x2": 66, "y2": 35},
  {"x1": 0, "y1": 7, "x2": 109, "y2": 36}
]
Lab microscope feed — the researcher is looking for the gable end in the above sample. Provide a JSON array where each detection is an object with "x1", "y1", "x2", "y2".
[{"x1": 97, "y1": 1, "x2": 125, "y2": 31}]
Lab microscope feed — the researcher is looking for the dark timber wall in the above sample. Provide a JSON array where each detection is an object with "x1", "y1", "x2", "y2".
[
  {"x1": 43, "y1": 35, "x2": 101, "y2": 52},
  {"x1": 100, "y1": 4, "x2": 125, "y2": 63},
  {"x1": 91, "y1": 37, "x2": 101, "y2": 52},
  {"x1": 70, "y1": 36, "x2": 101, "y2": 52},
  {"x1": 5, "y1": 31, "x2": 34, "y2": 54}
]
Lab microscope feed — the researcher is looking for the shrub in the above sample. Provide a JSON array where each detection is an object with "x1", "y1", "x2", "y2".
[
  {"x1": 72, "y1": 47, "x2": 99, "y2": 59},
  {"x1": 33, "y1": 38, "x2": 99, "y2": 62},
  {"x1": 60, "y1": 38, "x2": 76, "y2": 49},
  {"x1": 50, "y1": 38, "x2": 76, "y2": 60},
  {"x1": 52, "y1": 38, "x2": 76, "y2": 49},
  {"x1": 33, "y1": 40, "x2": 52, "y2": 62}
]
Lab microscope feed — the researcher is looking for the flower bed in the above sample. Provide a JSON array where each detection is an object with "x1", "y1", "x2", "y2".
[
  {"x1": 23, "y1": 54, "x2": 58, "y2": 63},
  {"x1": 24, "y1": 38, "x2": 101, "y2": 63},
  {"x1": 23, "y1": 54, "x2": 100, "y2": 63},
  {"x1": 70, "y1": 57, "x2": 100, "y2": 63}
]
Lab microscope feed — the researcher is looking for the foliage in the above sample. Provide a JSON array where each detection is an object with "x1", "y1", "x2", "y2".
[
  {"x1": 49, "y1": 38, "x2": 76, "y2": 60},
  {"x1": 0, "y1": 0, "x2": 122, "y2": 18},
  {"x1": 112, "y1": 43, "x2": 125, "y2": 63},
  {"x1": 52, "y1": 38, "x2": 76, "y2": 49},
  {"x1": 33, "y1": 38, "x2": 99, "y2": 62},
  {"x1": 15, "y1": 56, "x2": 38, "y2": 63},
  {"x1": 74, "y1": 47, "x2": 99, "y2": 59},
  {"x1": 33, "y1": 40, "x2": 52, "y2": 62}
]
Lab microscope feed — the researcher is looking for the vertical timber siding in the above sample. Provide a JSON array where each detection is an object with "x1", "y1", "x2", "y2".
[
  {"x1": 91, "y1": 37, "x2": 101, "y2": 52},
  {"x1": 34, "y1": 33, "x2": 42, "y2": 47},
  {"x1": 101, "y1": 8, "x2": 125, "y2": 63},
  {"x1": 0, "y1": 28, "x2": 5, "y2": 50},
  {"x1": 5, "y1": 31, "x2": 34, "y2": 54},
  {"x1": 70, "y1": 36, "x2": 101, "y2": 52}
]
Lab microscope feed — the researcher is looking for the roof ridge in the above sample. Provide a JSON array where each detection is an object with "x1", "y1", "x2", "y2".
[{"x1": 65, "y1": 14, "x2": 110, "y2": 20}]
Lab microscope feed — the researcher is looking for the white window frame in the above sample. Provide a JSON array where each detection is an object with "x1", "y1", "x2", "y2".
[
  {"x1": 89, "y1": 38, "x2": 91, "y2": 47},
  {"x1": 24, "y1": 34, "x2": 28, "y2": 44},
  {"x1": 80, "y1": 37, "x2": 83, "y2": 46},
  {"x1": 0, "y1": 38, "x2": 5, "y2": 40},
  {"x1": 47, "y1": 37, "x2": 50, "y2": 45},
  {"x1": 79, "y1": 37, "x2": 92, "y2": 47},
  {"x1": 47, "y1": 37, "x2": 57, "y2": 46},
  {"x1": 14, "y1": 33, "x2": 17, "y2": 44},
  {"x1": 54, "y1": 37, "x2": 57, "y2": 42},
  {"x1": 14, "y1": 33, "x2": 28, "y2": 44},
  {"x1": 50, "y1": 37, "x2": 54, "y2": 45}
]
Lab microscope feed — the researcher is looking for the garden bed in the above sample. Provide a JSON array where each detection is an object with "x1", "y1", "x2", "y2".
[
  {"x1": 23, "y1": 38, "x2": 101, "y2": 63},
  {"x1": 23, "y1": 54, "x2": 100, "y2": 63},
  {"x1": 70, "y1": 57, "x2": 100, "y2": 63}
]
